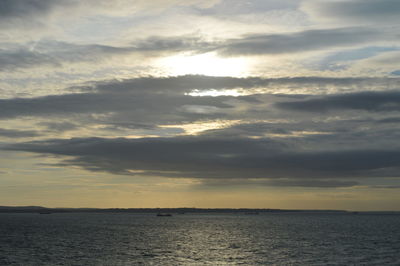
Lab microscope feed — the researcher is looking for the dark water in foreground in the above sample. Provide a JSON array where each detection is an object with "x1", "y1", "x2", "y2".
[{"x1": 0, "y1": 213, "x2": 399, "y2": 265}]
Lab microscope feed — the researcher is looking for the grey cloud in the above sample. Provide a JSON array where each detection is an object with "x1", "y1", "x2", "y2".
[
  {"x1": 197, "y1": 116, "x2": 400, "y2": 154},
  {"x1": 197, "y1": 0, "x2": 299, "y2": 16},
  {"x1": 5, "y1": 136, "x2": 400, "y2": 187},
  {"x1": 0, "y1": 38, "x2": 203, "y2": 71},
  {"x1": 276, "y1": 91, "x2": 400, "y2": 113},
  {"x1": 376, "y1": 117, "x2": 400, "y2": 124},
  {"x1": 132, "y1": 36, "x2": 207, "y2": 52},
  {"x1": 311, "y1": 46, "x2": 400, "y2": 71},
  {"x1": 0, "y1": 91, "x2": 231, "y2": 120},
  {"x1": 2, "y1": 75, "x2": 400, "y2": 151},
  {"x1": 0, "y1": 48, "x2": 56, "y2": 70},
  {"x1": 5, "y1": 137, "x2": 287, "y2": 177},
  {"x1": 38, "y1": 122, "x2": 78, "y2": 132},
  {"x1": 199, "y1": 178, "x2": 358, "y2": 188},
  {"x1": 199, "y1": 121, "x2": 297, "y2": 139},
  {"x1": 0, "y1": 128, "x2": 39, "y2": 138},
  {"x1": 0, "y1": 76, "x2": 252, "y2": 124},
  {"x1": 0, "y1": 0, "x2": 220, "y2": 28},
  {"x1": 0, "y1": 0, "x2": 69, "y2": 19},
  {"x1": 2, "y1": 75, "x2": 400, "y2": 128},
  {"x1": 217, "y1": 28, "x2": 381, "y2": 56},
  {"x1": 391, "y1": 70, "x2": 400, "y2": 76},
  {"x1": 369, "y1": 185, "x2": 400, "y2": 189},
  {"x1": 0, "y1": 75, "x2": 265, "y2": 119},
  {"x1": 304, "y1": 0, "x2": 400, "y2": 23},
  {"x1": 0, "y1": 0, "x2": 75, "y2": 28}
]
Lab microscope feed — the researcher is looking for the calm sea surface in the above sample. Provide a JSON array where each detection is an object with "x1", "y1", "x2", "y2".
[{"x1": 0, "y1": 212, "x2": 399, "y2": 265}]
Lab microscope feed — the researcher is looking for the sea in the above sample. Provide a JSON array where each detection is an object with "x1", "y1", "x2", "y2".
[{"x1": 0, "y1": 212, "x2": 399, "y2": 265}]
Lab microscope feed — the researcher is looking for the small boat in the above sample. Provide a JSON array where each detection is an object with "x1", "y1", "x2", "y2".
[
  {"x1": 39, "y1": 211, "x2": 52, "y2": 214},
  {"x1": 244, "y1": 212, "x2": 259, "y2": 215},
  {"x1": 156, "y1": 213, "x2": 172, "y2": 217}
]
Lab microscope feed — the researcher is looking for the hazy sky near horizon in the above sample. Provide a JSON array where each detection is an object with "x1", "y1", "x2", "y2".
[{"x1": 1, "y1": 0, "x2": 400, "y2": 210}]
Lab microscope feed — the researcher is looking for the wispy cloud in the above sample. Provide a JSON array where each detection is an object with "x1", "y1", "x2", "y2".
[
  {"x1": 303, "y1": 0, "x2": 400, "y2": 24},
  {"x1": 217, "y1": 28, "x2": 383, "y2": 56}
]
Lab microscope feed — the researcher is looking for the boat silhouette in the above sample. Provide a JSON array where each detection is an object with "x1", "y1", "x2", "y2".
[{"x1": 156, "y1": 213, "x2": 172, "y2": 217}]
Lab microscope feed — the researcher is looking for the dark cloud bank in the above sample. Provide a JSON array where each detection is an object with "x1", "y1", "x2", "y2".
[
  {"x1": 6, "y1": 136, "x2": 400, "y2": 188},
  {"x1": 2, "y1": 75, "x2": 400, "y2": 188},
  {"x1": 1, "y1": 75, "x2": 400, "y2": 120}
]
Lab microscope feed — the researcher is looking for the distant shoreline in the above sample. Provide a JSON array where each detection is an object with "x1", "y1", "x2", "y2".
[{"x1": 0, "y1": 206, "x2": 399, "y2": 215}]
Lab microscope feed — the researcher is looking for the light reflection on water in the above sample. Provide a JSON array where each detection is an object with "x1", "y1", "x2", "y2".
[{"x1": 1, "y1": 213, "x2": 400, "y2": 265}]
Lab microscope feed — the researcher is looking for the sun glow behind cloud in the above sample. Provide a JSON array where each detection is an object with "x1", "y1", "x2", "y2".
[
  {"x1": 185, "y1": 89, "x2": 243, "y2": 97},
  {"x1": 160, "y1": 120, "x2": 241, "y2": 135},
  {"x1": 157, "y1": 52, "x2": 251, "y2": 77}
]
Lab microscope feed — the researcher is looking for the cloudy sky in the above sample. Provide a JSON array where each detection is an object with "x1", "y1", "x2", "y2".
[{"x1": 1, "y1": 0, "x2": 400, "y2": 210}]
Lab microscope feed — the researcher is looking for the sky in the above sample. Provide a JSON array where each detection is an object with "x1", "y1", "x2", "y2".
[{"x1": 1, "y1": 0, "x2": 400, "y2": 210}]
